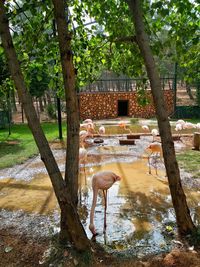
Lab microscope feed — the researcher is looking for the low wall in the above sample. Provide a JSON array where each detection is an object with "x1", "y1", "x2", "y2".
[{"x1": 79, "y1": 90, "x2": 174, "y2": 120}]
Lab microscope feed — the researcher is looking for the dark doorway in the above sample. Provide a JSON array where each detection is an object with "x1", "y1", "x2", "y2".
[{"x1": 118, "y1": 100, "x2": 129, "y2": 116}]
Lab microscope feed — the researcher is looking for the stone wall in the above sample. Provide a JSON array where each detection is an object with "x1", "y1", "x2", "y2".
[{"x1": 79, "y1": 90, "x2": 174, "y2": 120}]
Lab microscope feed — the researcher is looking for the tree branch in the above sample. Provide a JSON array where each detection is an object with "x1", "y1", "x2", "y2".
[{"x1": 112, "y1": 35, "x2": 137, "y2": 44}]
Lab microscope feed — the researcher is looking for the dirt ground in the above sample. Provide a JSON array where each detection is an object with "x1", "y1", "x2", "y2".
[{"x1": 1, "y1": 228, "x2": 200, "y2": 267}]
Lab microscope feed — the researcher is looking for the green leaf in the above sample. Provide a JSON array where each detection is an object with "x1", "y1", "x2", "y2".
[
  {"x1": 76, "y1": 56, "x2": 81, "y2": 63},
  {"x1": 101, "y1": 59, "x2": 106, "y2": 64}
]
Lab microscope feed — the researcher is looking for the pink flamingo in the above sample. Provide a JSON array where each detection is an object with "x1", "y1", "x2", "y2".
[
  {"x1": 78, "y1": 144, "x2": 88, "y2": 203},
  {"x1": 146, "y1": 142, "x2": 162, "y2": 175},
  {"x1": 183, "y1": 122, "x2": 196, "y2": 130},
  {"x1": 141, "y1": 125, "x2": 150, "y2": 133},
  {"x1": 196, "y1": 123, "x2": 200, "y2": 130},
  {"x1": 98, "y1": 125, "x2": 106, "y2": 135},
  {"x1": 176, "y1": 119, "x2": 185, "y2": 127},
  {"x1": 79, "y1": 129, "x2": 93, "y2": 146},
  {"x1": 175, "y1": 123, "x2": 183, "y2": 140},
  {"x1": 118, "y1": 120, "x2": 132, "y2": 133},
  {"x1": 83, "y1": 119, "x2": 93, "y2": 124},
  {"x1": 89, "y1": 171, "x2": 121, "y2": 236},
  {"x1": 79, "y1": 144, "x2": 88, "y2": 183},
  {"x1": 151, "y1": 128, "x2": 159, "y2": 142}
]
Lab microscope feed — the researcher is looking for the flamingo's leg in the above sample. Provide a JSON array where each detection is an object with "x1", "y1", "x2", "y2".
[
  {"x1": 155, "y1": 154, "x2": 158, "y2": 175},
  {"x1": 78, "y1": 164, "x2": 82, "y2": 204},
  {"x1": 103, "y1": 190, "x2": 107, "y2": 233},
  {"x1": 83, "y1": 161, "x2": 87, "y2": 185},
  {"x1": 148, "y1": 152, "x2": 153, "y2": 174}
]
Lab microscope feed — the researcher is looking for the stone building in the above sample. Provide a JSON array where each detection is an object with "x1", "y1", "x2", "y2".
[{"x1": 78, "y1": 78, "x2": 174, "y2": 120}]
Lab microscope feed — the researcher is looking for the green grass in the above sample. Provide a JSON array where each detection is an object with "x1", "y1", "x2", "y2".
[
  {"x1": 130, "y1": 118, "x2": 139, "y2": 124},
  {"x1": 0, "y1": 122, "x2": 66, "y2": 169},
  {"x1": 177, "y1": 150, "x2": 200, "y2": 178}
]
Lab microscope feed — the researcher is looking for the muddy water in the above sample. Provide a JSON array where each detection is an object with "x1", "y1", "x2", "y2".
[{"x1": 0, "y1": 134, "x2": 200, "y2": 255}]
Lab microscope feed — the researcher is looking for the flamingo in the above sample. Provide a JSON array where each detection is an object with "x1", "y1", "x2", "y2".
[
  {"x1": 196, "y1": 123, "x2": 200, "y2": 130},
  {"x1": 79, "y1": 145, "x2": 88, "y2": 182},
  {"x1": 89, "y1": 171, "x2": 121, "y2": 236},
  {"x1": 141, "y1": 125, "x2": 150, "y2": 133},
  {"x1": 176, "y1": 119, "x2": 185, "y2": 126},
  {"x1": 86, "y1": 122, "x2": 95, "y2": 136},
  {"x1": 83, "y1": 119, "x2": 93, "y2": 124},
  {"x1": 175, "y1": 123, "x2": 183, "y2": 140},
  {"x1": 183, "y1": 122, "x2": 196, "y2": 129},
  {"x1": 118, "y1": 120, "x2": 132, "y2": 133},
  {"x1": 98, "y1": 125, "x2": 106, "y2": 135},
  {"x1": 146, "y1": 142, "x2": 162, "y2": 175},
  {"x1": 79, "y1": 129, "x2": 93, "y2": 146},
  {"x1": 78, "y1": 143, "x2": 88, "y2": 203},
  {"x1": 151, "y1": 128, "x2": 159, "y2": 142},
  {"x1": 80, "y1": 122, "x2": 95, "y2": 133},
  {"x1": 147, "y1": 142, "x2": 162, "y2": 156}
]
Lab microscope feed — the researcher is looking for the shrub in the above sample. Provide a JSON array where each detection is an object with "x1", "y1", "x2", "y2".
[{"x1": 46, "y1": 104, "x2": 57, "y2": 119}]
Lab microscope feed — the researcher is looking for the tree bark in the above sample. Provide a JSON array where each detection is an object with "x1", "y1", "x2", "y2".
[
  {"x1": 39, "y1": 97, "x2": 44, "y2": 112},
  {"x1": 126, "y1": 0, "x2": 196, "y2": 235},
  {"x1": 43, "y1": 95, "x2": 47, "y2": 107},
  {"x1": 11, "y1": 90, "x2": 17, "y2": 112},
  {"x1": 186, "y1": 83, "x2": 194, "y2": 100},
  {"x1": 46, "y1": 90, "x2": 52, "y2": 105},
  {"x1": 52, "y1": 0, "x2": 80, "y2": 205},
  {"x1": 0, "y1": 1, "x2": 90, "y2": 251}
]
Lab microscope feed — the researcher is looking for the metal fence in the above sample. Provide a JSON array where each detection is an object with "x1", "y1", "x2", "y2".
[{"x1": 79, "y1": 77, "x2": 174, "y2": 92}]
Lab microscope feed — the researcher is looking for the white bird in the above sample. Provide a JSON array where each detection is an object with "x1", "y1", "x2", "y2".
[
  {"x1": 83, "y1": 119, "x2": 93, "y2": 124},
  {"x1": 176, "y1": 119, "x2": 185, "y2": 126},
  {"x1": 175, "y1": 123, "x2": 183, "y2": 139},
  {"x1": 98, "y1": 125, "x2": 106, "y2": 135},
  {"x1": 175, "y1": 123, "x2": 183, "y2": 131},
  {"x1": 141, "y1": 125, "x2": 150, "y2": 133},
  {"x1": 183, "y1": 122, "x2": 196, "y2": 129},
  {"x1": 151, "y1": 128, "x2": 159, "y2": 142},
  {"x1": 196, "y1": 123, "x2": 200, "y2": 129}
]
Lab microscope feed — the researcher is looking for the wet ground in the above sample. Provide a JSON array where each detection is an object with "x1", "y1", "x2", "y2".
[{"x1": 0, "y1": 125, "x2": 200, "y2": 257}]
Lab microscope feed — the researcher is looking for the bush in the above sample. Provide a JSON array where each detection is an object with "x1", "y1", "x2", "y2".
[
  {"x1": 130, "y1": 117, "x2": 139, "y2": 124},
  {"x1": 46, "y1": 104, "x2": 57, "y2": 119}
]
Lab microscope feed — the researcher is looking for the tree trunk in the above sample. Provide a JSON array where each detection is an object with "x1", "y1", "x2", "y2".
[
  {"x1": 35, "y1": 98, "x2": 40, "y2": 121},
  {"x1": 39, "y1": 97, "x2": 44, "y2": 112},
  {"x1": 43, "y1": 95, "x2": 47, "y2": 107},
  {"x1": 11, "y1": 90, "x2": 17, "y2": 112},
  {"x1": 126, "y1": 0, "x2": 196, "y2": 235},
  {"x1": 52, "y1": 0, "x2": 80, "y2": 205},
  {"x1": 186, "y1": 83, "x2": 194, "y2": 100},
  {"x1": 0, "y1": 2, "x2": 90, "y2": 251},
  {"x1": 46, "y1": 90, "x2": 52, "y2": 105}
]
